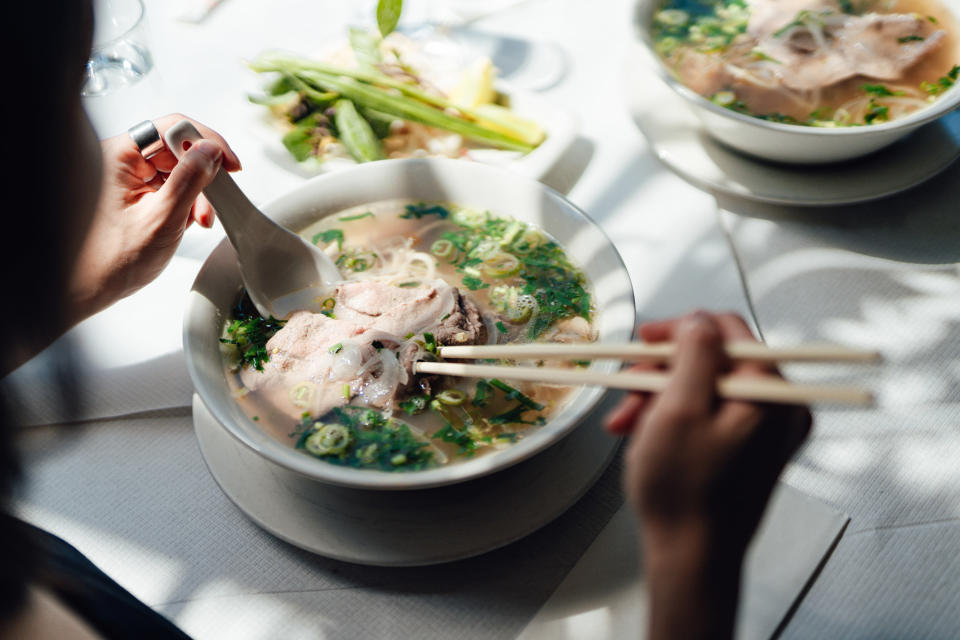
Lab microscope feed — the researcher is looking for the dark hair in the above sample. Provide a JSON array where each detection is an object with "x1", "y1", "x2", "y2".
[{"x1": 0, "y1": 0, "x2": 93, "y2": 619}]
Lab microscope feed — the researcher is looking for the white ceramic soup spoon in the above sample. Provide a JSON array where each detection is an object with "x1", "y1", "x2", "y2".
[{"x1": 165, "y1": 120, "x2": 341, "y2": 319}]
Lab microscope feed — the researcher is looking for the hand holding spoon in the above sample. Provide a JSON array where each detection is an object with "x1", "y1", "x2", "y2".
[{"x1": 165, "y1": 120, "x2": 342, "y2": 319}]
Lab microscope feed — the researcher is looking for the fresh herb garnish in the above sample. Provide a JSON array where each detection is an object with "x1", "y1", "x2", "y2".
[
  {"x1": 400, "y1": 203, "x2": 450, "y2": 219},
  {"x1": 339, "y1": 211, "x2": 375, "y2": 222},
  {"x1": 864, "y1": 99, "x2": 889, "y2": 124},
  {"x1": 329, "y1": 342, "x2": 343, "y2": 354},
  {"x1": 423, "y1": 332, "x2": 437, "y2": 355},
  {"x1": 312, "y1": 228, "x2": 344, "y2": 249},
  {"x1": 489, "y1": 379, "x2": 545, "y2": 411},
  {"x1": 921, "y1": 65, "x2": 960, "y2": 94},
  {"x1": 898, "y1": 35, "x2": 925, "y2": 43},
  {"x1": 294, "y1": 406, "x2": 433, "y2": 471},
  {"x1": 219, "y1": 294, "x2": 285, "y2": 371},
  {"x1": 399, "y1": 394, "x2": 429, "y2": 415},
  {"x1": 432, "y1": 422, "x2": 476, "y2": 455},
  {"x1": 461, "y1": 276, "x2": 489, "y2": 291},
  {"x1": 489, "y1": 405, "x2": 547, "y2": 426},
  {"x1": 376, "y1": 0, "x2": 403, "y2": 38},
  {"x1": 472, "y1": 380, "x2": 492, "y2": 407},
  {"x1": 863, "y1": 84, "x2": 905, "y2": 96},
  {"x1": 495, "y1": 321, "x2": 508, "y2": 334}
]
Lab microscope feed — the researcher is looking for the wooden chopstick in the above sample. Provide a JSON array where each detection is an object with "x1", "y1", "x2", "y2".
[
  {"x1": 437, "y1": 342, "x2": 882, "y2": 364},
  {"x1": 414, "y1": 361, "x2": 874, "y2": 406}
]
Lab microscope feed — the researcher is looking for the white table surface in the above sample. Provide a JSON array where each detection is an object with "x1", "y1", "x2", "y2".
[{"x1": 10, "y1": 0, "x2": 916, "y2": 636}]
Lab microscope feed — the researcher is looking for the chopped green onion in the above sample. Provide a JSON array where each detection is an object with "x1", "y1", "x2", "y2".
[
  {"x1": 329, "y1": 342, "x2": 344, "y2": 354},
  {"x1": 305, "y1": 423, "x2": 352, "y2": 456},
  {"x1": 483, "y1": 252, "x2": 521, "y2": 278},
  {"x1": 339, "y1": 211, "x2": 375, "y2": 222},
  {"x1": 437, "y1": 389, "x2": 467, "y2": 406},
  {"x1": 312, "y1": 228, "x2": 344, "y2": 248},
  {"x1": 431, "y1": 239, "x2": 455, "y2": 258}
]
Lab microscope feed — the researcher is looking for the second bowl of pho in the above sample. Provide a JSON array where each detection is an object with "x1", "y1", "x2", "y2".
[
  {"x1": 184, "y1": 158, "x2": 635, "y2": 490},
  {"x1": 636, "y1": 0, "x2": 960, "y2": 163}
]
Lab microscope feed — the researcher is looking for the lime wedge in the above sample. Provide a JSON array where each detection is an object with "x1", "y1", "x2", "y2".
[
  {"x1": 472, "y1": 104, "x2": 546, "y2": 146},
  {"x1": 450, "y1": 57, "x2": 497, "y2": 108}
]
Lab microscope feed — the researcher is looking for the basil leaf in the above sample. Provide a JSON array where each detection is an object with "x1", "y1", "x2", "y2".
[{"x1": 376, "y1": 0, "x2": 403, "y2": 37}]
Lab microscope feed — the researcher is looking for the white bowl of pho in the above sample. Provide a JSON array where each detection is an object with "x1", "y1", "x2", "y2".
[
  {"x1": 636, "y1": 0, "x2": 960, "y2": 163},
  {"x1": 184, "y1": 158, "x2": 635, "y2": 490}
]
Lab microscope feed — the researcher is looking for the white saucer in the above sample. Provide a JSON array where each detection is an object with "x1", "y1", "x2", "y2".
[
  {"x1": 192, "y1": 393, "x2": 621, "y2": 566},
  {"x1": 624, "y1": 41, "x2": 960, "y2": 206}
]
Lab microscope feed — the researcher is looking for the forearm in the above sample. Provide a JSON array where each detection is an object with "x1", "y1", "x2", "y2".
[{"x1": 644, "y1": 527, "x2": 743, "y2": 640}]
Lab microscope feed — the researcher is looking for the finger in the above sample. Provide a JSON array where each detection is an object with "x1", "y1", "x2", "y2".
[
  {"x1": 153, "y1": 113, "x2": 242, "y2": 172},
  {"x1": 190, "y1": 193, "x2": 216, "y2": 228},
  {"x1": 605, "y1": 392, "x2": 648, "y2": 435},
  {"x1": 154, "y1": 140, "x2": 223, "y2": 235},
  {"x1": 735, "y1": 404, "x2": 812, "y2": 488},
  {"x1": 145, "y1": 172, "x2": 166, "y2": 191},
  {"x1": 712, "y1": 313, "x2": 776, "y2": 375},
  {"x1": 105, "y1": 133, "x2": 160, "y2": 182},
  {"x1": 656, "y1": 312, "x2": 724, "y2": 419},
  {"x1": 638, "y1": 318, "x2": 683, "y2": 343}
]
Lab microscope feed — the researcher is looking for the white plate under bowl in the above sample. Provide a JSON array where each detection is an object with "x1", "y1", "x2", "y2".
[
  {"x1": 193, "y1": 393, "x2": 621, "y2": 566},
  {"x1": 249, "y1": 81, "x2": 578, "y2": 182},
  {"x1": 624, "y1": 40, "x2": 960, "y2": 206}
]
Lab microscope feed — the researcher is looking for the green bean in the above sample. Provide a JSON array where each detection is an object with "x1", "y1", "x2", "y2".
[
  {"x1": 251, "y1": 57, "x2": 536, "y2": 152},
  {"x1": 309, "y1": 72, "x2": 533, "y2": 152},
  {"x1": 333, "y1": 99, "x2": 385, "y2": 162}
]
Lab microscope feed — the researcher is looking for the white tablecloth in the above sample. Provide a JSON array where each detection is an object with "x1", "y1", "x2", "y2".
[
  {"x1": 10, "y1": 0, "x2": 855, "y2": 637},
  {"x1": 719, "y1": 161, "x2": 960, "y2": 638}
]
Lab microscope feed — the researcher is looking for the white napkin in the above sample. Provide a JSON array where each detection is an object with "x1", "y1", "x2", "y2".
[{"x1": 518, "y1": 485, "x2": 848, "y2": 640}]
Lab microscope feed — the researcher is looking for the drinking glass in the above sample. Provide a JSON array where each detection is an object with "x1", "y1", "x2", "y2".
[{"x1": 83, "y1": 0, "x2": 153, "y2": 97}]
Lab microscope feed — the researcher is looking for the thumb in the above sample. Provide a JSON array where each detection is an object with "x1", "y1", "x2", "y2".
[{"x1": 155, "y1": 139, "x2": 223, "y2": 232}]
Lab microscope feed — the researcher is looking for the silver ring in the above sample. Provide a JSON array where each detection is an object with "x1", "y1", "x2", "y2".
[{"x1": 128, "y1": 120, "x2": 164, "y2": 159}]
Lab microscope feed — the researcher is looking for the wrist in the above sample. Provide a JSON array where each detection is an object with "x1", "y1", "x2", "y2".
[{"x1": 641, "y1": 520, "x2": 745, "y2": 640}]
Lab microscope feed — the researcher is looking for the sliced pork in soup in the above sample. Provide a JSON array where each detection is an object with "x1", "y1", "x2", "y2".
[{"x1": 653, "y1": 0, "x2": 960, "y2": 125}]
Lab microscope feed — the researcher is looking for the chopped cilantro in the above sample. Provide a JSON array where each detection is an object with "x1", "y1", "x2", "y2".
[
  {"x1": 864, "y1": 100, "x2": 889, "y2": 124},
  {"x1": 495, "y1": 321, "x2": 508, "y2": 334},
  {"x1": 219, "y1": 293, "x2": 285, "y2": 371},
  {"x1": 432, "y1": 422, "x2": 476, "y2": 455},
  {"x1": 400, "y1": 203, "x2": 450, "y2": 219},
  {"x1": 461, "y1": 276, "x2": 489, "y2": 291},
  {"x1": 293, "y1": 407, "x2": 433, "y2": 471},
  {"x1": 399, "y1": 395, "x2": 430, "y2": 415},
  {"x1": 423, "y1": 332, "x2": 437, "y2": 355}
]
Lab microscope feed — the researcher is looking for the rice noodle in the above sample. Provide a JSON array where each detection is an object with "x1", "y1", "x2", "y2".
[
  {"x1": 329, "y1": 342, "x2": 365, "y2": 381},
  {"x1": 360, "y1": 350, "x2": 404, "y2": 405}
]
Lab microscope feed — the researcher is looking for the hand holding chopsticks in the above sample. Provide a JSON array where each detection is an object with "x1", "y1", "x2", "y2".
[{"x1": 415, "y1": 340, "x2": 879, "y2": 406}]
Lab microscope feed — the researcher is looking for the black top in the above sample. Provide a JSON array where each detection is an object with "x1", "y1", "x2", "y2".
[{"x1": 26, "y1": 520, "x2": 191, "y2": 640}]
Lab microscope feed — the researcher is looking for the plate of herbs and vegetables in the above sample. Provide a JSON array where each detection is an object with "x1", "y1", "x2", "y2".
[{"x1": 245, "y1": 1, "x2": 577, "y2": 180}]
